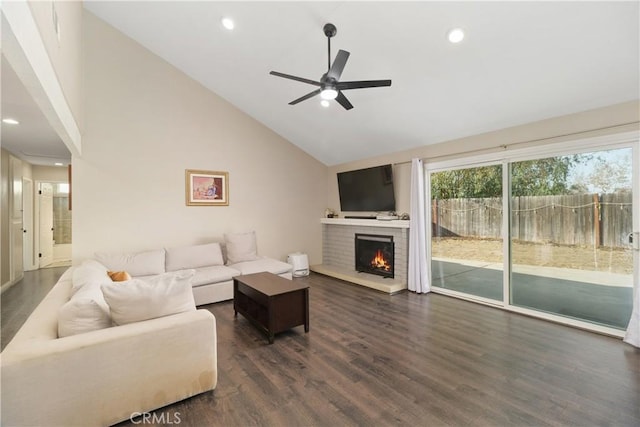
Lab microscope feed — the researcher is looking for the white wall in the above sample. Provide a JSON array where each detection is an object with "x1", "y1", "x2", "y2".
[
  {"x1": 328, "y1": 101, "x2": 640, "y2": 216},
  {"x1": 28, "y1": 0, "x2": 83, "y2": 129},
  {"x1": 74, "y1": 12, "x2": 327, "y2": 264}
]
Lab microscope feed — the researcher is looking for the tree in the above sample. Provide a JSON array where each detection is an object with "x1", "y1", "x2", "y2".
[
  {"x1": 431, "y1": 165, "x2": 501, "y2": 199},
  {"x1": 431, "y1": 155, "x2": 585, "y2": 199},
  {"x1": 584, "y1": 152, "x2": 631, "y2": 194},
  {"x1": 511, "y1": 156, "x2": 580, "y2": 196}
]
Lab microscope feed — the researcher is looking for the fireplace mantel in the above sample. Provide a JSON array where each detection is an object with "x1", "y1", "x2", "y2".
[
  {"x1": 312, "y1": 218, "x2": 409, "y2": 294},
  {"x1": 320, "y1": 218, "x2": 410, "y2": 229}
]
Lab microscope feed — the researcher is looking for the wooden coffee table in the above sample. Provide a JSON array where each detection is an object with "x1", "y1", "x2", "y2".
[{"x1": 233, "y1": 272, "x2": 309, "y2": 344}]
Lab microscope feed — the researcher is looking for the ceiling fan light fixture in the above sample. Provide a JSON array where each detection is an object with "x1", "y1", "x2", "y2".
[
  {"x1": 269, "y1": 23, "x2": 391, "y2": 110},
  {"x1": 447, "y1": 28, "x2": 465, "y2": 43},
  {"x1": 221, "y1": 17, "x2": 235, "y2": 30},
  {"x1": 320, "y1": 88, "x2": 338, "y2": 100}
]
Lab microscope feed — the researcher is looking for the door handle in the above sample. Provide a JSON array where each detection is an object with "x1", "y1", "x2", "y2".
[{"x1": 628, "y1": 232, "x2": 639, "y2": 250}]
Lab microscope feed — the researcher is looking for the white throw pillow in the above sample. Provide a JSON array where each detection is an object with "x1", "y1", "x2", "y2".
[
  {"x1": 58, "y1": 281, "x2": 112, "y2": 338},
  {"x1": 101, "y1": 270, "x2": 196, "y2": 326},
  {"x1": 95, "y1": 249, "x2": 166, "y2": 277},
  {"x1": 165, "y1": 243, "x2": 224, "y2": 271},
  {"x1": 71, "y1": 260, "x2": 110, "y2": 296},
  {"x1": 224, "y1": 231, "x2": 259, "y2": 264}
]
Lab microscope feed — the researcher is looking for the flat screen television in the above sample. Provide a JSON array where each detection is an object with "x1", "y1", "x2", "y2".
[{"x1": 337, "y1": 164, "x2": 396, "y2": 212}]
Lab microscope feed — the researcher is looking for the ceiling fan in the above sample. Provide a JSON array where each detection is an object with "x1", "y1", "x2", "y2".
[{"x1": 269, "y1": 23, "x2": 392, "y2": 110}]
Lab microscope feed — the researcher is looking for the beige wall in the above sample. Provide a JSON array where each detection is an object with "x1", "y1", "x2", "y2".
[
  {"x1": 32, "y1": 165, "x2": 68, "y2": 183},
  {"x1": 328, "y1": 101, "x2": 640, "y2": 216},
  {"x1": 1, "y1": 150, "x2": 11, "y2": 286},
  {"x1": 74, "y1": 12, "x2": 327, "y2": 264}
]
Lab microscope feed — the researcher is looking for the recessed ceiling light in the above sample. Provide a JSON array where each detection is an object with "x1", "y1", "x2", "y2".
[
  {"x1": 2, "y1": 118, "x2": 19, "y2": 125},
  {"x1": 221, "y1": 17, "x2": 235, "y2": 30},
  {"x1": 447, "y1": 28, "x2": 465, "y2": 44},
  {"x1": 320, "y1": 100, "x2": 330, "y2": 108}
]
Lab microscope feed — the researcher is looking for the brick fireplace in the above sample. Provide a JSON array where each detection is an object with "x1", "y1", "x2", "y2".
[{"x1": 312, "y1": 218, "x2": 409, "y2": 294}]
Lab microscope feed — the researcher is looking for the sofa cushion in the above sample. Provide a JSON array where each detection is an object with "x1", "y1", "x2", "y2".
[
  {"x1": 224, "y1": 231, "x2": 259, "y2": 264},
  {"x1": 190, "y1": 265, "x2": 240, "y2": 287},
  {"x1": 228, "y1": 257, "x2": 293, "y2": 276},
  {"x1": 165, "y1": 243, "x2": 224, "y2": 272},
  {"x1": 58, "y1": 281, "x2": 112, "y2": 338},
  {"x1": 95, "y1": 249, "x2": 166, "y2": 277},
  {"x1": 71, "y1": 260, "x2": 110, "y2": 296},
  {"x1": 101, "y1": 270, "x2": 196, "y2": 326}
]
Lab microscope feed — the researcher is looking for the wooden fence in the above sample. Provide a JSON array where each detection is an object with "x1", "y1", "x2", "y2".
[{"x1": 432, "y1": 193, "x2": 632, "y2": 248}]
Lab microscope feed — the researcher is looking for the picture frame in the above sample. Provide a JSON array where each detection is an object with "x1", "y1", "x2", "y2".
[{"x1": 185, "y1": 169, "x2": 229, "y2": 206}]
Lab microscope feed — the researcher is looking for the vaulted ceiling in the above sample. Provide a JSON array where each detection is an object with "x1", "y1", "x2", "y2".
[{"x1": 3, "y1": 1, "x2": 639, "y2": 166}]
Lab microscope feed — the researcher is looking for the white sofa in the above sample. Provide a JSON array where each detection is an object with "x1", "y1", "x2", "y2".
[
  {"x1": 0, "y1": 267, "x2": 218, "y2": 427},
  {"x1": 94, "y1": 239, "x2": 294, "y2": 306},
  {"x1": 1, "y1": 235, "x2": 294, "y2": 426}
]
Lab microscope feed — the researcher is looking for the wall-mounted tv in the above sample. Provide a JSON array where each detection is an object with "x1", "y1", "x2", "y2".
[{"x1": 337, "y1": 164, "x2": 396, "y2": 212}]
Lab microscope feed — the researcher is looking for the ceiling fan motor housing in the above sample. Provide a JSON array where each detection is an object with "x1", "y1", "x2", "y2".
[
  {"x1": 323, "y1": 23, "x2": 337, "y2": 38},
  {"x1": 321, "y1": 74, "x2": 338, "y2": 88}
]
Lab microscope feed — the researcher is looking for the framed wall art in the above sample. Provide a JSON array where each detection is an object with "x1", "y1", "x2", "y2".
[{"x1": 185, "y1": 169, "x2": 229, "y2": 206}]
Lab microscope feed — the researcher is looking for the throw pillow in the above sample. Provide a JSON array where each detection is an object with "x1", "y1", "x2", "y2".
[
  {"x1": 108, "y1": 271, "x2": 132, "y2": 282},
  {"x1": 224, "y1": 231, "x2": 259, "y2": 264},
  {"x1": 71, "y1": 260, "x2": 110, "y2": 296},
  {"x1": 101, "y1": 270, "x2": 196, "y2": 326},
  {"x1": 58, "y1": 281, "x2": 112, "y2": 337}
]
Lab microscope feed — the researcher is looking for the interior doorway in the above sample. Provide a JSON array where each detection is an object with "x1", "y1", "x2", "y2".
[{"x1": 37, "y1": 182, "x2": 72, "y2": 268}]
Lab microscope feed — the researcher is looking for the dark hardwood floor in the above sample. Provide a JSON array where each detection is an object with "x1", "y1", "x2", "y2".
[
  {"x1": 1, "y1": 266, "x2": 68, "y2": 350},
  {"x1": 3, "y1": 270, "x2": 639, "y2": 426},
  {"x1": 120, "y1": 273, "x2": 639, "y2": 427}
]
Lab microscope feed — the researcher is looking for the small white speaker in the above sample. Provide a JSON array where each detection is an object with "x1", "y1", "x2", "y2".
[{"x1": 287, "y1": 252, "x2": 309, "y2": 277}]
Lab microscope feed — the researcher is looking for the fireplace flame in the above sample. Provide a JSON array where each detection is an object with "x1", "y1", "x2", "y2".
[{"x1": 370, "y1": 249, "x2": 391, "y2": 272}]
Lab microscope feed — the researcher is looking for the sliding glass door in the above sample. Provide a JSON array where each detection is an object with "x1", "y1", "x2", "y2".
[
  {"x1": 428, "y1": 137, "x2": 637, "y2": 333},
  {"x1": 430, "y1": 164, "x2": 504, "y2": 303},
  {"x1": 510, "y1": 148, "x2": 634, "y2": 329}
]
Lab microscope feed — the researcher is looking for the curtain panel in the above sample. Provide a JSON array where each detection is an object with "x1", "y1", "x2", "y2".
[{"x1": 408, "y1": 158, "x2": 430, "y2": 293}]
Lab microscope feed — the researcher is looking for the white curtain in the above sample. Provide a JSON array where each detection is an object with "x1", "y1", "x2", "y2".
[
  {"x1": 623, "y1": 274, "x2": 639, "y2": 347},
  {"x1": 408, "y1": 158, "x2": 430, "y2": 293}
]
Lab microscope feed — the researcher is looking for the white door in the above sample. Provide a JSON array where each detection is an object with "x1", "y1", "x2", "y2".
[
  {"x1": 22, "y1": 178, "x2": 35, "y2": 271},
  {"x1": 39, "y1": 183, "x2": 54, "y2": 267}
]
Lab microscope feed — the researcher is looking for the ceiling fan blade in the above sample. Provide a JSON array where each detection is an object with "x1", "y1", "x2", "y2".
[
  {"x1": 270, "y1": 71, "x2": 321, "y2": 87},
  {"x1": 335, "y1": 91, "x2": 353, "y2": 110},
  {"x1": 289, "y1": 89, "x2": 322, "y2": 105},
  {"x1": 336, "y1": 79, "x2": 392, "y2": 90},
  {"x1": 327, "y1": 50, "x2": 350, "y2": 81}
]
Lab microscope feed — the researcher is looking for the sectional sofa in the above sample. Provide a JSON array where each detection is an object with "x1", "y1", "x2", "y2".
[{"x1": 1, "y1": 234, "x2": 294, "y2": 426}]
